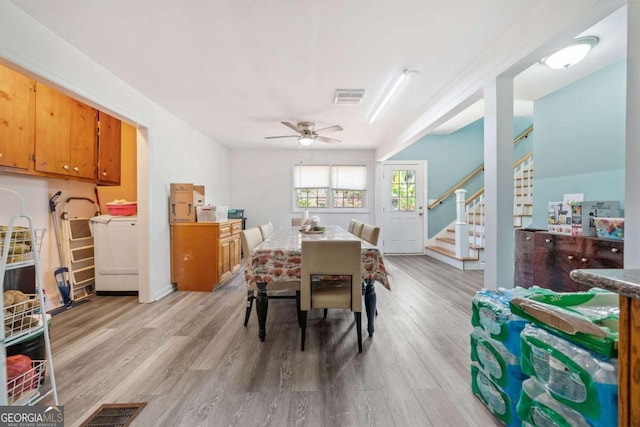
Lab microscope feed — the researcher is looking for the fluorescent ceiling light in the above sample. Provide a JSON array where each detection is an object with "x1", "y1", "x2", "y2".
[
  {"x1": 299, "y1": 135, "x2": 314, "y2": 146},
  {"x1": 540, "y1": 36, "x2": 599, "y2": 69},
  {"x1": 368, "y1": 69, "x2": 418, "y2": 123}
]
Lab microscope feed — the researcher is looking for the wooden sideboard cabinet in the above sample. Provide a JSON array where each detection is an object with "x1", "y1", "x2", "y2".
[
  {"x1": 170, "y1": 220, "x2": 242, "y2": 291},
  {"x1": 522, "y1": 231, "x2": 624, "y2": 292}
]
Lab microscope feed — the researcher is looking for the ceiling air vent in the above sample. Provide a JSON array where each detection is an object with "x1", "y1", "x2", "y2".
[{"x1": 334, "y1": 89, "x2": 365, "y2": 105}]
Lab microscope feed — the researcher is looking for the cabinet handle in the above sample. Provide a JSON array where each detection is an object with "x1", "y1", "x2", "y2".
[
  {"x1": 567, "y1": 255, "x2": 574, "y2": 260},
  {"x1": 611, "y1": 247, "x2": 619, "y2": 253},
  {"x1": 545, "y1": 238, "x2": 551, "y2": 243},
  {"x1": 62, "y1": 164, "x2": 70, "y2": 171},
  {"x1": 102, "y1": 171, "x2": 107, "y2": 177},
  {"x1": 73, "y1": 166, "x2": 79, "y2": 172},
  {"x1": 581, "y1": 257, "x2": 588, "y2": 263},
  {"x1": 0, "y1": 152, "x2": 3, "y2": 158},
  {"x1": 525, "y1": 236, "x2": 531, "y2": 240}
]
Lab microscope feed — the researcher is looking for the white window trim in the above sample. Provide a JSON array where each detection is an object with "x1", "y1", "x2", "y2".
[{"x1": 292, "y1": 164, "x2": 369, "y2": 214}]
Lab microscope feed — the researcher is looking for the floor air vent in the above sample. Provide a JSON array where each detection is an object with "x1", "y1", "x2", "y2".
[{"x1": 80, "y1": 403, "x2": 147, "y2": 427}]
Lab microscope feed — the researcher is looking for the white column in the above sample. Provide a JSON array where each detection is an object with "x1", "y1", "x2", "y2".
[
  {"x1": 484, "y1": 77, "x2": 514, "y2": 290},
  {"x1": 454, "y1": 189, "x2": 468, "y2": 259},
  {"x1": 625, "y1": 1, "x2": 640, "y2": 268}
]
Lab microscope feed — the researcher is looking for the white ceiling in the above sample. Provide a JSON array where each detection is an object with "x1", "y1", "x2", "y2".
[{"x1": 8, "y1": 1, "x2": 627, "y2": 156}]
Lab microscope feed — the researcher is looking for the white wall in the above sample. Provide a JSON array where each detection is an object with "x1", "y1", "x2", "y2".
[
  {"x1": 0, "y1": 1, "x2": 230, "y2": 304},
  {"x1": 229, "y1": 149, "x2": 377, "y2": 230}
]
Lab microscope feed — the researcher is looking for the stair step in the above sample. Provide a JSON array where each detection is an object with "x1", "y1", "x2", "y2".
[
  {"x1": 426, "y1": 245, "x2": 479, "y2": 261},
  {"x1": 445, "y1": 228, "x2": 485, "y2": 237},
  {"x1": 436, "y1": 236, "x2": 455, "y2": 244}
]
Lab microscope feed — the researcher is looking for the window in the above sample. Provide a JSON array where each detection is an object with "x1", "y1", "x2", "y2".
[{"x1": 293, "y1": 165, "x2": 367, "y2": 210}]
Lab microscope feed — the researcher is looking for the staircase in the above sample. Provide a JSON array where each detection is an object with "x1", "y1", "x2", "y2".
[{"x1": 425, "y1": 153, "x2": 533, "y2": 270}]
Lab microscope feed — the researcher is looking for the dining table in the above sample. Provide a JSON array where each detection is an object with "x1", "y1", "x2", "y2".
[{"x1": 244, "y1": 225, "x2": 390, "y2": 342}]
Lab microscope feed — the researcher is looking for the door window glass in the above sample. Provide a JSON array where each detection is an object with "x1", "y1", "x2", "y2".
[{"x1": 390, "y1": 170, "x2": 416, "y2": 211}]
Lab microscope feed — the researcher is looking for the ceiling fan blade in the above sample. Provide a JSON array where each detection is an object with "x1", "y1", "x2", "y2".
[
  {"x1": 315, "y1": 135, "x2": 341, "y2": 144},
  {"x1": 314, "y1": 124, "x2": 343, "y2": 134},
  {"x1": 281, "y1": 121, "x2": 302, "y2": 133},
  {"x1": 265, "y1": 135, "x2": 299, "y2": 139}
]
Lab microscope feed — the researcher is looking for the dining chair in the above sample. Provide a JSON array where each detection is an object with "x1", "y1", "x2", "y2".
[
  {"x1": 347, "y1": 219, "x2": 356, "y2": 233},
  {"x1": 361, "y1": 224, "x2": 380, "y2": 246},
  {"x1": 240, "y1": 227, "x2": 264, "y2": 326},
  {"x1": 351, "y1": 221, "x2": 364, "y2": 238},
  {"x1": 259, "y1": 221, "x2": 274, "y2": 240},
  {"x1": 300, "y1": 240, "x2": 363, "y2": 353},
  {"x1": 291, "y1": 218, "x2": 302, "y2": 227}
]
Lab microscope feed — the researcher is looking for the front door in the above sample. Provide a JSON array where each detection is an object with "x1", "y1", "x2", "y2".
[{"x1": 382, "y1": 162, "x2": 426, "y2": 254}]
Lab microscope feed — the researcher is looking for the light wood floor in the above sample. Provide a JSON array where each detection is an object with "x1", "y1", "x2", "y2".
[{"x1": 45, "y1": 255, "x2": 502, "y2": 427}]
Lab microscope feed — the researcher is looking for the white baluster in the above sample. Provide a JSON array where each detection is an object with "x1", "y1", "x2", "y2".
[{"x1": 455, "y1": 189, "x2": 468, "y2": 258}]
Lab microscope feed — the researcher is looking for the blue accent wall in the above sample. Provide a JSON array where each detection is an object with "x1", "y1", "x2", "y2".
[
  {"x1": 391, "y1": 117, "x2": 533, "y2": 237},
  {"x1": 531, "y1": 61, "x2": 626, "y2": 228}
]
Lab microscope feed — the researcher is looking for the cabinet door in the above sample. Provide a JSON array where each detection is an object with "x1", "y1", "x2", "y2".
[
  {"x1": 97, "y1": 111, "x2": 121, "y2": 184},
  {"x1": 69, "y1": 99, "x2": 97, "y2": 179},
  {"x1": 230, "y1": 234, "x2": 241, "y2": 274},
  {"x1": 514, "y1": 229, "x2": 535, "y2": 288},
  {"x1": 218, "y1": 235, "x2": 233, "y2": 284},
  {"x1": 533, "y1": 246, "x2": 581, "y2": 292},
  {"x1": 171, "y1": 225, "x2": 218, "y2": 291},
  {"x1": 35, "y1": 83, "x2": 96, "y2": 179},
  {"x1": 0, "y1": 64, "x2": 34, "y2": 169}
]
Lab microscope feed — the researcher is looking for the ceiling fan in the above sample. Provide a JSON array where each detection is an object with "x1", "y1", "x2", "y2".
[{"x1": 265, "y1": 121, "x2": 343, "y2": 145}]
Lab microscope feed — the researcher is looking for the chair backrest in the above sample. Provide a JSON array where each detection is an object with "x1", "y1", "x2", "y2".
[
  {"x1": 240, "y1": 227, "x2": 263, "y2": 258},
  {"x1": 300, "y1": 240, "x2": 362, "y2": 312},
  {"x1": 347, "y1": 219, "x2": 356, "y2": 233},
  {"x1": 351, "y1": 221, "x2": 364, "y2": 237},
  {"x1": 291, "y1": 218, "x2": 302, "y2": 227},
  {"x1": 259, "y1": 221, "x2": 274, "y2": 240},
  {"x1": 361, "y1": 224, "x2": 380, "y2": 246}
]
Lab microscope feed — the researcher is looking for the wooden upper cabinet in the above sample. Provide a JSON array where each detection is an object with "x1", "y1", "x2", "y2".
[
  {"x1": 34, "y1": 83, "x2": 97, "y2": 180},
  {"x1": 97, "y1": 111, "x2": 121, "y2": 185},
  {"x1": 0, "y1": 64, "x2": 35, "y2": 169}
]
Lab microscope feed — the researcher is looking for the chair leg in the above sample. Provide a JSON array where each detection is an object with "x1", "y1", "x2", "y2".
[
  {"x1": 323, "y1": 308, "x2": 328, "y2": 319},
  {"x1": 296, "y1": 291, "x2": 302, "y2": 328},
  {"x1": 301, "y1": 311, "x2": 307, "y2": 351},
  {"x1": 244, "y1": 291, "x2": 254, "y2": 327},
  {"x1": 355, "y1": 312, "x2": 362, "y2": 353}
]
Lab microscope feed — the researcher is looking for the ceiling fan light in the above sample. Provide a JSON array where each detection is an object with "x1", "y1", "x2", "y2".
[
  {"x1": 541, "y1": 36, "x2": 598, "y2": 69},
  {"x1": 299, "y1": 135, "x2": 314, "y2": 146}
]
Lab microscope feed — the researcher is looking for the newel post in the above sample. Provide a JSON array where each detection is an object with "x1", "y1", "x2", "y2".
[{"x1": 455, "y1": 189, "x2": 468, "y2": 259}]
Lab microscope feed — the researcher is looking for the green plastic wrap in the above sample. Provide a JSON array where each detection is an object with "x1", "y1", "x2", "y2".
[{"x1": 509, "y1": 287, "x2": 619, "y2": 357}]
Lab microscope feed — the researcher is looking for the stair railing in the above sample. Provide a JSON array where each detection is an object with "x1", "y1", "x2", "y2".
[
  {"x1": 513, "y1": 153, "x2": 533, "y2": 217},
  {"x1": 465, "y1": 189, "x2": 485, "y2": 249},
  {"x1": 428, "y1": 125, "x2": 533, "y2": 210},
  {"x1": 460, "y1": 153, "x2": 532, "y2": 252},
  {"x1": 453, "y1": 188, "x2": 486, "y2": 256}
]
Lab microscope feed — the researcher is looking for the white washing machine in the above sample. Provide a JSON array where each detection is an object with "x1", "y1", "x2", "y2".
[{"x1": 90, "y1": 215, "x2": 138, "y2": 294}]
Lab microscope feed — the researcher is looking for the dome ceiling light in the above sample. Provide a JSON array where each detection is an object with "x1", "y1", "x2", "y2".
[{"x1": 540, "y1": 36, "x2": 599, "y2": 69}]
